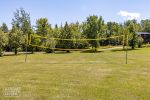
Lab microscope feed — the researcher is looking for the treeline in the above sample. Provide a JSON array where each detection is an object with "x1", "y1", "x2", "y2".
[{"x1": 0, "y1": 8, "x2": 150, "y2": 56}]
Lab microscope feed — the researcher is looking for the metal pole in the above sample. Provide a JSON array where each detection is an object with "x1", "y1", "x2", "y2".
[
  {"x1": 126, "y1": 35, "x2": 128, "y2": 64},
  {"x1": 126, "y1": 45, "x2": 128, "y2": 64},
  {"x1": 25, "y1": 34, "x2": 28, "y2": 63}
]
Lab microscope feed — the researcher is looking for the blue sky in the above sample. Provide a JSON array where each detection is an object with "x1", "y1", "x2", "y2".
[{"x1": 0, "y1": 0, "x2": 150, "y2": 28}]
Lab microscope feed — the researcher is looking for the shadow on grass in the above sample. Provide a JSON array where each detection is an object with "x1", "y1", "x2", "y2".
[
  {"x1": 81, "y1": 50, "x2": 103, "y2": 53},
  {"x1": 27, "y1": 61, "x2": 127, "y2": 65},
  {"x1": 54, "y1": 52, "x2": 72, "y2": 54},
  {"x1": 43, "y1": 51, "x2": 73, "y2": 54},
  {"x1": 111, "y1": 48, "x2": 140, "y2": 52},
  {"x1": 4, "y1": 54, "x2": 16, "y2": 56},
  {"x1": 43, "y1": 50, "x2": 103, "y2": 54},
  {"x1": 4, "y1": 52, "x2": 33, "y2": 56}
]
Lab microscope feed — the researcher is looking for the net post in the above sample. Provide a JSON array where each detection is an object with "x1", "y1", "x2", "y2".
[
  {"x1": 29, "y1": 34, "x2": 31, "y2": 45},
  {"x1": 123, "y1": 35, "x2": 125, "y2": 50},
  {"x1": 126, "y1": 34, "x2": 128, "y2": 64},
  {"x1": 25, "y1": 33, "x2": 29, "y2": 63}
]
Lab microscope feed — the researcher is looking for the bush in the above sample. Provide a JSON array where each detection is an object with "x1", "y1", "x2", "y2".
[
  {"x1": 137, "y1": 36, "x2": 144, "y2": 48},
  {"x1": 45, "y1": 48, "x2": 54, "y2": 53},
  {"x1": 142, "y1": 43, "x2": 150, "y2": 48}
]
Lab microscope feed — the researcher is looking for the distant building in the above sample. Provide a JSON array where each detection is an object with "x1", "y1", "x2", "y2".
[{"x1": 136, "y1": 32, "x2": 150, "y2": 43}]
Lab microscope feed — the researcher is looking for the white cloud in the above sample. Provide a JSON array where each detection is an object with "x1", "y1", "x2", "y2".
[{"x1": 117, "y1": 10, "x2": 141, "y2": 20}]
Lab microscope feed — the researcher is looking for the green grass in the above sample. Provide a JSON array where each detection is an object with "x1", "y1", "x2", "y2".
[{"x1": 0, "y1": 48, "x2": 150, "y2": 100}]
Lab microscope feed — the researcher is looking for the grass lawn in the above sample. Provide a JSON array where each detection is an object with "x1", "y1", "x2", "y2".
[{"x1": 0, "y1": 48, "x2": 150, "y2": 100}]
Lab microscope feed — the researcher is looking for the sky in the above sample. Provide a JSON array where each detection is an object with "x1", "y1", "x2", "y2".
[{"x1": 0, "y1": 0, "x2": 150, "y2": 28}]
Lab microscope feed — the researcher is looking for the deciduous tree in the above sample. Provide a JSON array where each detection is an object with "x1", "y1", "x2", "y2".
[
  {"x1": 0, "y1": 29, "x2": 8, "y2": 56},
  {"x1": 9, "y1": 25, "x2": 25, "y2": 55}
]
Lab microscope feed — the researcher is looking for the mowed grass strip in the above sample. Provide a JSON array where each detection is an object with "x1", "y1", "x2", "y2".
[{"x1": 0, "y1": 48, "x2": 150, "y2": 100}]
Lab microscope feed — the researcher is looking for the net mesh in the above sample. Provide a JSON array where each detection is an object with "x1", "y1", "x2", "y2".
[{"x1": 29, "y1": 34, "x2": 125, "y2": 51}]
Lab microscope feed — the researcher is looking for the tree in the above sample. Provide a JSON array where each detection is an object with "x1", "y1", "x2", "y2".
[
  {"x1": 1, "y1": 23, "x2": 9, "y2": 33},
  {"x1": 36, "y1": 18, "x2": 51, "y2": 37},
  {"x1": 58, "y1": 22, "x2": 74, "y2": 52},
  {"x1": 12, "y1": 8, "x2": 32, "y2": 52},
  {"x1": 9, "y1": 25, "x2": 25, "y2": 55},
  {"x1": 106, "y1": 22, "x2": 120, "y2": 45},
  {"x1": 122, "y1": 27, "x2": 129, "y2": 50},
  {"x1": 12, "y1": 8, "x2": 31, "y2": 35},
  {"x1": 69, "y1": 22, "x2": 89, "y2": 49},
  {"x1": 29, "y1": 32, "x2": 41, "y2": 53},
  {"x1": 137, "y1": 35, "x2": 144, "y2": 48},
  {"x1": 83, "y1": 15, "x2": 105, "y2": 51},
  {"x1": 53, "y1": 24, "x2": 61, "y2": 38},
  {"x1": 35, "y1": 18, "x2": 54, "y2": 52},
  {"x1": 141, "y1": 19, "x2": 150, "y2": 32},
  {"x1": 0, "y1": 23, "x2": 10, "y2": 52},
  {"x1": 0, "y1": 29, "x2": 8, "y2": 57},
  {"x1": 124, "y1": 20, "x2": 142, "y2": 49}
]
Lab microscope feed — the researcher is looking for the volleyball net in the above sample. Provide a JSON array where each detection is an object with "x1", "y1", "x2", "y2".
[
  {"x1": 28, "y1": 34, "x2": 128, "y2": 51},
  {"x1": 25, "y1": 34, "x2": 129, "y2": 64}
]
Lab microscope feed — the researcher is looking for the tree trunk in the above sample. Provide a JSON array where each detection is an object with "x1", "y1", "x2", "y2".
[
  {"x1": 31, "y1": 47, "x2": 34, "y2": 54},
  {"x1": 123, "y1": 45, "x2": 125, "y2": 50},
  {"x1": 14, "y1": 48, "x2": 18, "y2": 55},
  {"x1": 92, "y1": 47, "x2": 97, "y2": 52},
  {"x1": 94, "y1": 48, "x2": 97, "y2": 52},
  {"x1": 66, "y1": 50, "x2": 70, "y2": 53},
  {"x1": 132, "y1": 46, "x2": 135, "y2": 50},
  {"x1": 0, "y1": 48, "x2": 3, "y2": 57}
]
